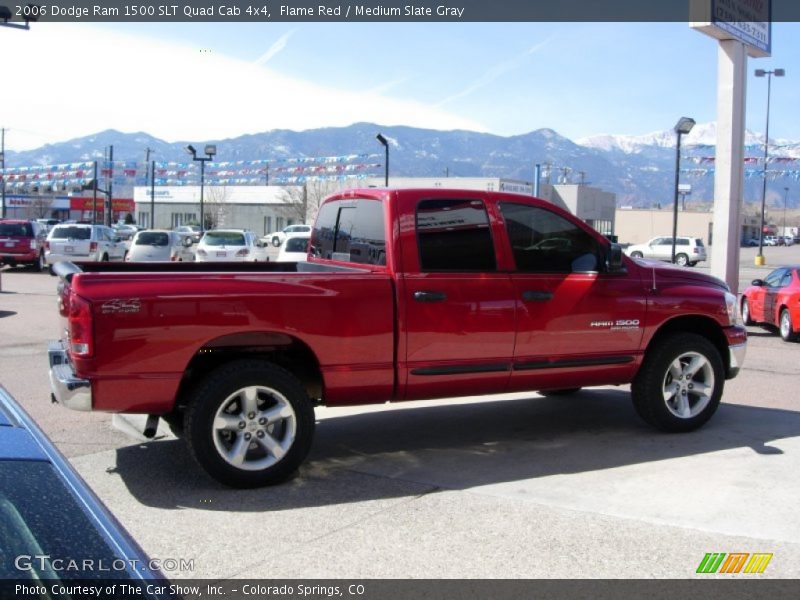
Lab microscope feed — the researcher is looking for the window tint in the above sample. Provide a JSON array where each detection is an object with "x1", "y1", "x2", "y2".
[
  {"x1": 676, "y1": 238, "x2": 689, "y2": 246},
  {"x1": 135, "y1": 232, "x2": 169, "y2": 246},
  {"x1": 416, "y1": 199, "x2": 495, "y2": 272},
  {"x1": 764, "y1": 268, "x2": 787, "y2": 288},
  {"x1": 204, "y1": 231, "x2": 246, "y2": 246},
  {"x1": 311, "y1": 198, "x2": 386, "y2": 265},
  {"x1": 50, "y1": 226, "x2": 91, "y2": 240},
  {"x1": 499, "y1": 202, "x2": 601, "y2": 273},
  {"x1": 285, "y1": 236, "x2": 310, "y2": 253},
  {"x1": 0, "y1": 223, "x2": 32, "y2": 236}
]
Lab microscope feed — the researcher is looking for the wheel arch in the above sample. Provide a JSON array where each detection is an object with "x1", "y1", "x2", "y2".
[
  {"x1": 644, "y1": 315, "x2": 731, "y2": 376},
  {"x1": 172, "y1": 331, "x2": 324, "y2": 419}
]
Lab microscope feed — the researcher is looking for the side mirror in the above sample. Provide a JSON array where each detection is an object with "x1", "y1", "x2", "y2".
[
  {"x1": 605, "y1": 243, "x2": 625, "y2": 273},
  {"x1": 751, "y1": 279, "x2": 765, "y2": 287}
]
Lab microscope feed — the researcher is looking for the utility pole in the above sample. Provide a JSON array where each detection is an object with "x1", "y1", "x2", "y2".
[
  {"x1": 145, "y1": 148, "x2": 154, "y2": 228},
  {"x1": 106, "y1": 145, "x2": 114, "y2": 226},
  {"x1": 1, "y1": 127, "x2": 6, "y2": 218}
]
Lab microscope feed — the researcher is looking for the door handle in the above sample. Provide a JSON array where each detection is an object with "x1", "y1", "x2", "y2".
[
  {"x1": 414, "y1": 291, "x2": 448, "y2": 303},
  {"x1": 522, "y1": 290, "x2": 553, "y2": 302}
]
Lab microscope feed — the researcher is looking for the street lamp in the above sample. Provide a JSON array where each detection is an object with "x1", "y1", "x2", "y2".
[
  {"x1": 185, "y1": 144, "x2": 216, "y2": 230},
  {"x1": 671, "y1": 117, "x2": 695, "y2": 264},
  {"x1": 376, "y1": 133, "x2": 389, "y2": 187},
  {"x1": 783, "y1": 186, "x2": 789, "y2": 240},
  {"x1": 754, "y1": 68, "x2": 785, "y2": 265}
]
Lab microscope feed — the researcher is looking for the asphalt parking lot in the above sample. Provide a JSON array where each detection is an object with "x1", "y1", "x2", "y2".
[{"x1": 1, "y1": 246, "x2": 799, "y2": 580}]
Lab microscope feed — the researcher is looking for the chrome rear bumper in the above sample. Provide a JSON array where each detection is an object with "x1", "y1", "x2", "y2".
[{"x1": 48, "y1": 341, "x2": 92, "y2": 411}]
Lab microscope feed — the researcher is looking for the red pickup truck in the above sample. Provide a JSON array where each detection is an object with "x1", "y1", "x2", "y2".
[{"x1": 48, "y1": 188, "x2": 747, "y2": 487}]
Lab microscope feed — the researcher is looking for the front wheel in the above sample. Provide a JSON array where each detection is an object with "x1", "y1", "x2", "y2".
[
  {"x1": 184, "y1": 360, "x2": 315, "y2": 488},
  {"x1": 741, "y1": 298, "x2": 754, "y2": 326},
  {"x1": 779, "y1": 308, "x2": 798, "y2": 342},
  {"x1": 632, "y1": 333, "x2": 724, "y2": 432},
  {"x1": 630, "y1": 251, "x2": 643, "y2": 259}
]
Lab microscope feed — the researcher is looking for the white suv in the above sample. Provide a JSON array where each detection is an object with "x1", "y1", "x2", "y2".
[
  {"x1": 45, "y1": 224, "x2": 127, "y2": 268},
  {"x1": 264, "y1": 224, "x2": 311, "y2": 248},
  {"x1": 624, "y1": 236, "x2": 707, "y2": 267}
]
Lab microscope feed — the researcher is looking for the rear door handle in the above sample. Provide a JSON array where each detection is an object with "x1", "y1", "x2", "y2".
[
  {"x1": 522, "y1": 290, "x2": 553, "y2": 302},
  {"x1": 414, "y1": 291, "x2": 448, "y2": 303}
]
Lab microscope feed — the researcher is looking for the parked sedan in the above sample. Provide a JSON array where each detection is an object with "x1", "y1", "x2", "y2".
[
  {"x1": 0, "y1": 384, "x2": 172, "y2": 591},
  {"x1": 741, "y1": 265, "x2": 800, "y2": 342},
  {"x1": 265, "y1": 224, "x2": 311, "y2": 247},
  {"x1": 126, "y1": 229, "x2": 195, "y2": 262},
  {"x1": 195, "y1": 229, "x2": 268, "y2": 262}
]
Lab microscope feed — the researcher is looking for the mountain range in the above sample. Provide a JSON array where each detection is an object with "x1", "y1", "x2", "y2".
[{"x1": 4, "y1": 122, "x2": 799, "y2": 209}]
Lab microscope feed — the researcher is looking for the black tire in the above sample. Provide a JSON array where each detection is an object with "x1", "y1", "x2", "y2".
[
  {"x1": 540, "y1": 388, "x2": 582, "y2": 396},
  {"x1": 184, "y1": 360, "x2": 315, "y2": 488},
  {"x1": 31, "y1": 251, "x2": 46, "y2": 272},
  {"x1": 779, "y1": 308, "x2": 798, "y2": 342},
  {"x1": 674, "y1": 253, "x2": 689, "y2": 267},
  {"x1": 632, "y1": 333, "x2": 724, "y2": 432},
  {"x1": 741, "y1": 298, "x2": 754, "y2": 326},
  {"x1": 101, "y1": 253, "x2": 109, "y2": 262},
  {"x1": 161, "y1": 412, "x2": 184, "y2": 438},
  {"x1": 630, "y1": 251, "x2": 643, "y2": 259},
  {"x1": 271, "y1": 236, "x2": 281, "y2": 247}
]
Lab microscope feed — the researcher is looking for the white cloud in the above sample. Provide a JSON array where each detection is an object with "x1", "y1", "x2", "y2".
[
  {"x1": 254, "y1": 30, "x2": 296, "y2": 66},
  {"x1": 1, "y1": 23, "x2": 487, "y2": 151}
]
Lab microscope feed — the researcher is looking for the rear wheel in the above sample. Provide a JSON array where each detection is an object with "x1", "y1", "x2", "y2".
[
  {"x1": 101, "y1": 253, "x2": 109, "y2": 262},
  {"x1": 674, "y1": 253, "x2": 689, "y2": 267},
  {"x1": 185, "y1": 360, "x2": 315, "y2": 488},
  {"x1": 32, "y1": 251, "x2": 46, "y2": 272},
  {"x1": 632, "y1": 333, "x2": 724, "y2": 432},
  {"x1": 779, "y1": 308, "x2": 798, "y2": 342}
]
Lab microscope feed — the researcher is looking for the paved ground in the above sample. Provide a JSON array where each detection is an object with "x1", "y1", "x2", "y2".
[{"x1": 1, "y1": 247, "x2": 799, "y2": 580}]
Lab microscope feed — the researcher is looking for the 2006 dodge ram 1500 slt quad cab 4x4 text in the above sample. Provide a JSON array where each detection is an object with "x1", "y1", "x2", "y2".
[{"x1": 48, "y1": 188, "x2": 747, "y2": 487}]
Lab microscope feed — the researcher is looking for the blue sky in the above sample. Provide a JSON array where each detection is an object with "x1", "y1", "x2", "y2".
[{"x1": 1, "y1": 21, "x2": 798, "y2": 151}]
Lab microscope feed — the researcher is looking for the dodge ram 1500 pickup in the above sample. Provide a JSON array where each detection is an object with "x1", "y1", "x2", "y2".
[{"x1": 48, "y1": 188, "x2": 747, "y2": 487}]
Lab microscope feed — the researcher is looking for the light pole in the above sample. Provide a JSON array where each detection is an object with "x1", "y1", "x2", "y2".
[
  {"x1": 1, "y1": 127, "x2": 6, "y2": 219},
  {"x1": 185, "y1": 144, "x2": 216, "y2": 230},
  {"x1": 783, "y1": 186, "x2": 789, "y2": 240},
  {"x1": 671, "y1": 117, "x2": 695, "y2": 264},
  {"x1": 376, "y1": 133, "x2": 389, "y2": 187},
  {"x1": 754, "y1": 68, "x2": 785, "y2": 265}
]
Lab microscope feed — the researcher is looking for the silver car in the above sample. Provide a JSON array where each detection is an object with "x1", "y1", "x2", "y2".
[
  {"x1": 126, "y1": 229, "x2": 195, "y2": 262},
  {"x1": 195, "y1": 229, "x2": 268, "y2": 262}
]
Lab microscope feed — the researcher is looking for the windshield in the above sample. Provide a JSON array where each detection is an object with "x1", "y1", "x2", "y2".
[
  {"x1": 0, "y1": 223, "x2": 33, "y2": 236},
  {"x1": 203, "y1": 232, "x2": 245, "y2": 246},
  {"x1": 285, "y1": 236, "x2": 309, "y2": 253},
  {"x1": 135, "y1": 232, "x2": 169, "y2": 246},
  {"x1": 50, "y1": 226, "x2": 91, "y2": 240}
]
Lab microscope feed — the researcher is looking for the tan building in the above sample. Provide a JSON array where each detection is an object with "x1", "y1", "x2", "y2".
[{"x1": 614, "y1": 208, "x2": 765, "y2": 246}]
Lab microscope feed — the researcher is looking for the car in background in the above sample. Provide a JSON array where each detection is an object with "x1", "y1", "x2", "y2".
[
  {"x1": 265, "y1": 224, "x2": 311, "y2": 247},
  {"x1": 741, "y1": 265, "x2": 800, "y2": 342},
  {"x1": 126, "y1": 229, "x2": 195, "y2": 262},
  {"x1": 45, "y1": 223, "x2": 126, "y2": 269},
  {"x1": 0, "y1": 219, "x2": 48, "y2": 271},
  {"x1": 35, "y1": 218, "x2": 61, "y2": 233},
  {"x1": 0, "y1": 385, "x2": 172, "y2": 591},
  {"x1": 763, "y1": 235, "x2": 780, "y2": 246},
  {"x1": 782, "y1": 235, "x2": 795, "y2": 247},
  {"x1": 195, "y1": 229, "x2": 268, "y2": 262},
  {"x1": 173, "y1": 225, "x2": 203, "y2": 243},
  {"x1": 624, "y1": 236, "x2": 707, "y2": 267},
  {"x1": 275, "y1": 234, "x2": 310, "y2": 262},
  {"x1": 112, "y1": 223, "x2": 140, "y2": 241}
]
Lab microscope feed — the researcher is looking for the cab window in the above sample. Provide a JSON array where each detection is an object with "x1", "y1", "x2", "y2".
[
  {"x1": 499, "y1": 202, "x2": 601, "y2": 273},
  {"x1": 310, "y1": 198, "x2": 386, "y2": 265},
  {"x1": 416, "y1": 199, "x2": 495, "y2": 272}
]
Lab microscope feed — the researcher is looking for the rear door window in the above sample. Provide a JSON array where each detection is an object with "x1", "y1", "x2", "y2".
[{"x1": 416, "y1": 199, "x2": 496, "y2": 272}]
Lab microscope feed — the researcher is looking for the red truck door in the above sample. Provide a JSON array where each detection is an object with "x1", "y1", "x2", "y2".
[
  {"x1": 497, "y1": 201, "x2": 646, "y2": 391},
  {"x1": 400, "y1": 197, "x2": 516, "y2": 400}
]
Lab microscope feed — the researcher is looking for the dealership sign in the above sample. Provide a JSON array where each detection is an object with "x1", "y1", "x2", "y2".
[{"x1": 691, "y1": 0, "x2": 771, "y2": 57}]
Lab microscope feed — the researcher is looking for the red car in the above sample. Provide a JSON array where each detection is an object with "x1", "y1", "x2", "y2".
[
  {"x1": 741, "y1": 266, "x2": 800, "y2": 342},
  {"x1": 0, "y1": 219, "x2": 48, "y2": 271}
]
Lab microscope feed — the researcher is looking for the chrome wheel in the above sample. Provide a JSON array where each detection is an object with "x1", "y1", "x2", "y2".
[
  {"x1": 662, "y1": 351, "x2": 714, "y2": 419},
  {"x1": 741, "y1": 299, "x2": 752, "y2": 325},
  {"x1": 780, "y1": 309, "x2": 797, "y2": 342},
  {"x1": 212, "y1": 384, "x2": 297, "y2": 471},
  {"x1": 674, "y1": 253, "x2": 689, "y2": 267}
]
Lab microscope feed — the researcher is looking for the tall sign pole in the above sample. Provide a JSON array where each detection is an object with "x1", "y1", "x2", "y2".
[{"x1": 691, "y1": 0, "x2": 772, "y2": 294}]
